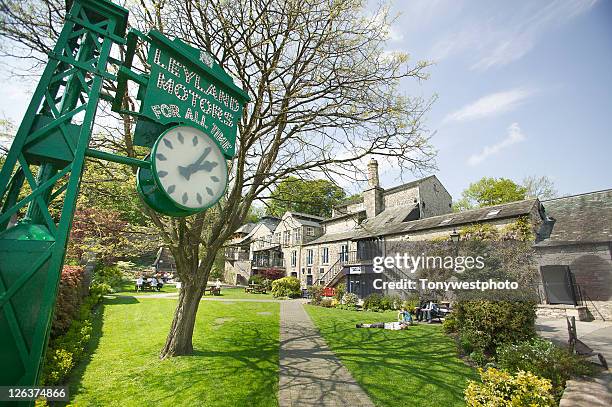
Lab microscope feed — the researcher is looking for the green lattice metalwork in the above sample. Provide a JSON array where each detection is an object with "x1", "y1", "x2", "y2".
[{"x1": 0, "y1": 0, "x2": 128, "y2": 389}]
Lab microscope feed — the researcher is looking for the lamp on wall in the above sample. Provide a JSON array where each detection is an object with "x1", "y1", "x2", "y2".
[
  {"x1": 450, "y1": 229, "x2": 460, "y2": 258},
  {"x1": 449, "y1": 229, "x2": 460, "y2": 244}
]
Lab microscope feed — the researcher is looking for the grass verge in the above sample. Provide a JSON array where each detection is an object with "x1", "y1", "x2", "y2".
[{"x1": 305, "y1": 305, "x2": 476, "y2": 407}]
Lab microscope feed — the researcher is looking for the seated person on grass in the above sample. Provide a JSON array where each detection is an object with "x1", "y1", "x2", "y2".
[{"x1": 398, "y1": 307, "x2": 413, "y2": 325}]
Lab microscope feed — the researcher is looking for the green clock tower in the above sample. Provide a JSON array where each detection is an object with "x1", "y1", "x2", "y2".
[{"x1": 0, "y1": 0, "x2": 248, "y2": 394}]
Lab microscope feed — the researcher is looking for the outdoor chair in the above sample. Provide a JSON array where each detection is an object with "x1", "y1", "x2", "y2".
[{"x1": 566, "y1": 316, "x2": 608, "y2": 369}]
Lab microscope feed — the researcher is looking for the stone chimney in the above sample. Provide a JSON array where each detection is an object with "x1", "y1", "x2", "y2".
[
  {"x1": 367, "y1": 159, "x2": 380, "y2": 188},
  {"x1": 364, "y1": 159, "x2": 383, "y2": 218}
]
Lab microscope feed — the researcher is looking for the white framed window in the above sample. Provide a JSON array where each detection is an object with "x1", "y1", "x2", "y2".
[
  {"x1": 283, "y1": 230, "x2": 290, "y2": 245},
  {"x1": 306, "y1": 226, "x2": 315, "y2": 236},
  {"x1": 321, "y1": 247, "x2": 329, "y2": 264},
  {"x1": 291, "y1": 250, "x2": 297, "y2": 267},
  {"x1": 293, "y1": 228, "x2": 301, "y2": 243},
  {"x1": 307, "y1": 249, "x2": 313, "y2": 265}
]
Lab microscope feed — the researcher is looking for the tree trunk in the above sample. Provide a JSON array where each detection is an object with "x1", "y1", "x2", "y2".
[{"x1": 160, "y1": 278, "x2": 204, "y2": 358}]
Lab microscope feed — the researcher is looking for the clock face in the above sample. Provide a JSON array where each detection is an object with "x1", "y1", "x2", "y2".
[{"x1": 152, "y1": 126, "x2": 228, "y2": 210}]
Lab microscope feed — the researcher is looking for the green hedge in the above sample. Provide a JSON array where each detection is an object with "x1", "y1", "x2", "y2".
[
  {"x1": 271, "y1": 276, "x2": 301, "y2": 298},
  {"x1": 42, "y1": 282, "x2": 110, "y2": 385},
  {"x1": 454, "y1": 300, "x2": 536, "y2": 355},
  {"x1": 497, "y1": 337, "x2": 594, "y2": 399}
]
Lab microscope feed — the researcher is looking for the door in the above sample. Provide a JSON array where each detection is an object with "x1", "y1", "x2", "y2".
[{"x1": 541, "y1": 265, "x2": 578, "y2": 305}]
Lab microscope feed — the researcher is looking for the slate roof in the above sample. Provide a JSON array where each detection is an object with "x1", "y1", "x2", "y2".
[
  {"x1": 258, "y1": 216, "x2": 281, "y2": 231},
  {"x1": 320, "y1": 210, "x2": 366, "y2": 223},
  {"x1": 306, "y1": 199, "x2": 540, "y2": 245},
  {"x1": 235, "y1": 223, "x2": 256, "y2": 234},
  {"x1": 536, "y1": 189, "x2": 612, "y2": 246}
]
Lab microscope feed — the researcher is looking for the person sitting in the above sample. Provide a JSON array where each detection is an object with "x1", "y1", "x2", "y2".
[
  {"x1": 135, "y1": 276, "x2": 143, "y2": 292},
  {"x1": 416, "y1": 300, "x2": 428, "y2": 322},
  {"x1": 150, "y1": 276, "x2": 158, "y2": 291},
  {"x1": 156, "y1": 275, "x2": 164, "y2": 291},
  {"x1": 422, "y1": 301, "x2": 440, "y2": 323},
  {"x1": 398, "y1": 307, "x2": 413, "y2": 325}
]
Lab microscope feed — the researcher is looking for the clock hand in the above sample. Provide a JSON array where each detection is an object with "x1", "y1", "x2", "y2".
[
  {"x1": 178, "y1": 165, "x2": 192, "y2": 180},
  {"x1": 192, "y1": 147, "x2": 212, "y2": 167},
  {"x1": 177, "y1": 147, "x2": 213, "y2": 181},
  {"x1": 193, "y1": 161, "x2": 219, "y2": 173}
]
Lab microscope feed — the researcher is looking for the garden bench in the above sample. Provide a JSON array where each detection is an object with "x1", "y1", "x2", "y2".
[
  {"x1": 567, "y1": 316, "x2": 608, "y2": 369},
  {"x1": 205, "y1": 286, "x2": 221, "y2": 296}
]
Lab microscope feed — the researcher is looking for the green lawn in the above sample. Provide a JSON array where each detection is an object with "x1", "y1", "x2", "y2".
[
  {"x1": 305, "y1": 305, "x2": 476, "y2": 407},
  {"x1": 214, "y1": 287, "x2": 274, "y2": 300},
  {"x1": 68, "y1": 297, "x2": 279, "y2": 406}
]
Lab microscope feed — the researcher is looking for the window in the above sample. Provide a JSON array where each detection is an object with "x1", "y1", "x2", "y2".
[
  {"x1": 307, "y1": 249, "x2": 313, "y2": 265},
  {"x1": 306, "y1": 226, "x2": 315, "y2": 236},
  {"x1": 293, "y1": 228, "x2": 301, "y2": 244},
  {"x1": 275, "y1": 232, "x2": 281, "y2": 243},
  {"x1": 321, "y1": 247, "x2": 329, "y2": 264},
  {"x1": 340, "y1": 244, "x2": 349, "y2": 262},
  {"x1": 291, "y1": 250, "x2": 297, "y2": 267},
  {"x1": 283, "y1": 230, "x2": 290, "y2": 245}
]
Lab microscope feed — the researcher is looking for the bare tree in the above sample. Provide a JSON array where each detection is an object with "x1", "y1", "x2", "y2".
[
  {"x1": 523, "y1": 175, "x2": 558, "y2": 201},
  {"x1": 0, "y1": 0, "x2": 437, "y2": 357}
]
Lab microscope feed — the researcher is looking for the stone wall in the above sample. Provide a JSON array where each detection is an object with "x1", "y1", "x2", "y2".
[
  {"x1": 324, "y1": 217, "x2": 359, "y2": 234},
  {"x1": 418, "y1": 177, "x2": 453, "y2": 218},
  {"x1": 382, "y1": 185, "x2": 419, "y2": 210},
  {"x1": 224, "y1": 260, "x2": 252, "y2": 285},
  {"x1": 536, "y1": 242, "x2": 612, "y2": 320}
]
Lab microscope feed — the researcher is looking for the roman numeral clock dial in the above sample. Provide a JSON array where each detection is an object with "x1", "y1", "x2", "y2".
[{"x1": 137, "y1": 125, "x2": 228, "y2": 216}]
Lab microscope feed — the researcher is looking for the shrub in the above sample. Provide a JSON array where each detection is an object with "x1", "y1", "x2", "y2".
[
  {"x1": 308, "y1": 284, "x2": 324, "y2": 305},
  {"x1": 454, "y1": 300, "x2": 536, "y2": 354},
  {"x1": 331, "y1": 298, "x2": 339, "y2": 307},
  {"x1": 334, "y1": 283, "x2": 346, "y2": 302},
  {"x1": 259, "y1": 268, "x2": 285, "y2": 281},
  {"x1": 465, "y1": 368, "x2": 555, "y2": 407},
  {"x1": 442, "y1": 313, "x2": 458, "y2": 333},
  {"x1": 469, "y1": 350, "x2": 489, "y2": 367},
  {"x1": 363, "y1": 293, "x2": 383, "y2": 311},
  {"x1": 271, "y1": 276, "x2": 301, "y2": 298},
  {"x1": 51, "y1": 265, "x2": 85, "y2": 338},
  {"x1": 379, "y1": 295, "x2": 392, "y2": 311},
  {"x1": 92, "y1": 264, "x2": 124, "y2": 292},
  {"x1": 402, "y1": 298, "x2": 419, "y2": 314},
  {"x1": 320, "y1": 298, "x2": 334, "y2": 307},
  {"x1": 497, "y1": 338, "x2": 594, "y2": 398},
  {"x1": 342, "y1": 292, "x2": 358, "y2": 308},
  {"x1": 42, "y1": 282, "x2": 106, "y2": 385}
]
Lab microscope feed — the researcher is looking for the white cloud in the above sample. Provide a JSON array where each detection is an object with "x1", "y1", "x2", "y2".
[
  {"x1": 468, "y1": 122, "x2": 526, "y2": 166},
  {"x1": 429, "y1": 0, "x2": 598, "y2": 70},
  {"x1": 444, "y1": 87, "x2": 534, "y2": 123}
]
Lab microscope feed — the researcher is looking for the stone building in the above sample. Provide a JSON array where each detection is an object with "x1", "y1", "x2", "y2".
[
  {"x1": 223, "y1": 160, "x2": 611, "y2": 320},
  {"x1": 535, "y1": 190, "x2": 612, "y2": 320}
]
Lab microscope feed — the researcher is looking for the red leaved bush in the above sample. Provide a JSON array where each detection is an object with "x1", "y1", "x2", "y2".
[
  {"x1": 51, "y1": 265, "x2": 85, "y2": 338},
  {"x1": 259, "y1": 268, "x2": 286, "y2": 281}
]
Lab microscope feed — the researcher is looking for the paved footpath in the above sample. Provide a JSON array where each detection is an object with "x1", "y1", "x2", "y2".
[{"x1": 278, "y1": 300, "x2": 374, "y2": 407}]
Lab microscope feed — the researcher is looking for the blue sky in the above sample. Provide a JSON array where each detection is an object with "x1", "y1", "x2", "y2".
[
  {"x1": 1, "y1": 0, "x2": 610, "y2": 202},
  {"x1": 377, "y1": 0, "x2": 612, "y2": 200}
]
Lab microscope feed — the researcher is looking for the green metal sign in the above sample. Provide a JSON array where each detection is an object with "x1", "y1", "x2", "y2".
[
  {"x1": 114, "y1": 30, "x2": 249, "y2": 159},
  {"x1": 143, "y1": 31, "x2": 247, "y2": 158}
]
